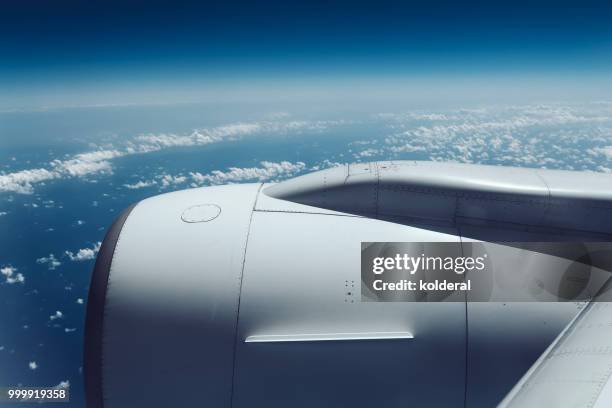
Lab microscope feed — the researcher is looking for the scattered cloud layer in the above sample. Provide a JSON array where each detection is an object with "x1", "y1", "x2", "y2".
[
  {"x1": 4, "y1": 105, "x2": 612, "y2": 196},
  {"x1": 353, "y1": 104, "x2": 612, "y2": 172},
  {"x1": 123, "y1": 160, "x2": 307, "y2": 191},
  {"x1": 0, "y1": 120, "x2": 337, "y2": 194}
]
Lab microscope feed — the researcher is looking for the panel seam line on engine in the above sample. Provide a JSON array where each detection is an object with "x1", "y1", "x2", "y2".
[
  {"x1": 253, "y1": 208, "x2": 362, "y2": 217},
  {"x1": 229, "y1": 182, "x2": 263, "y2": 408}
]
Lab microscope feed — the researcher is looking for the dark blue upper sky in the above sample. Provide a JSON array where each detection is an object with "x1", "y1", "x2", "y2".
[{"x1": 2, "y1": 0, "x2": 612, "y2": 108}]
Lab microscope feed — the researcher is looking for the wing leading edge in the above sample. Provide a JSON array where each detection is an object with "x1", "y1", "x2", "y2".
[{"x1": 498, "y1": 278, "x2": 612, "y2": 408}]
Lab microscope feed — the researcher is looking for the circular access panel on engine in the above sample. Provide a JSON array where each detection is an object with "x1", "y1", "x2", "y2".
[{"x1": 181, "y1": 204, "x2": 222, "y2": 223}]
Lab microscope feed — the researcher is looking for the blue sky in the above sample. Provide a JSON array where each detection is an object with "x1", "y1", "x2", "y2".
[{"x1": 2, "y1": 0, "x2": 612, "y2": 108}]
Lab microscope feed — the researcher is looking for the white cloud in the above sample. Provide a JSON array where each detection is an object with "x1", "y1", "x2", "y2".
[
  {"x1": 53, "y1": 380, "x2": 70, "y2": 389},
  {"x1": 29, "y1": 361, "x2": 38, "y2": 370},
  {"x1": 130, "y1": 125, "x2": 243, "y2": 151},
  {"x1": 127, "y1": 120, "x2": 324, "y2": 154},
  {"x1": 52, "y1": 150, "x2": 122, "y2": 177},
  {"x1": 310, "y1": 160, "x2": 345, "y2": 171},
  {"x1": 65, "y1": 242, "x2": 101, "y2": 261},
  {"x1": 159, "y1": 174, "x2": 187, "y2": 188},
  {"x1": 355, "y1": 148, "x2": 382, "y2": 158},
  {"x1": 591, "y1": 146, "x2": 612, "y2": 160},
  {"x1": 76, "y1": 298, "x2": 84, "y2": 304},
  {"x1": 36, "y1": 254, "x2": 61, "y2": 270},
  {"x1": 266, "y1": 112, "x2": 290, "y2": 120},
  {"x1": 64, "y1": 328, "x2": 76, "y2": 333},
  {"x1": 123, "y1": 173, "x2": 197, "y2": 191},
  {"x1": 190, "y1": 161, "x2": 306, "y2": 186},
  {"x1": 0, "y1": 211, "x2": 7, "y2": 216},
  {"x1": 1, "y1": 265, "x2": 25, "y2": 284},
  {"x1": 0, "y1": 168, "x2": 57, "y2": 194},
  {"x1": 124, "y1": 180, "x2": 156, "y2": 189},
  {"x1": 0, "y1": 150, "x2": 119, "y2": 194},
  {"x1": 49, "y1": 310, "x2": 63, "y2": 321}
]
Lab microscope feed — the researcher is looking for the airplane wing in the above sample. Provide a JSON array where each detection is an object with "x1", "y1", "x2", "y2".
[{"x1": 498, "y1": 278, "x2": 612, "y2": 408}]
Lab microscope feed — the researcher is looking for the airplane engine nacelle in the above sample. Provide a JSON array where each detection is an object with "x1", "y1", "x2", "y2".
[{"x1": 84, "y1": 182, "x2": 471, "y2": 408}]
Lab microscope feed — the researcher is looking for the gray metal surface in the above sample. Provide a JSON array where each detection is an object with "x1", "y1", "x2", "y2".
[
  {"x1": 232, "y1": 209, "x2": 465, "y2": 407},
  {"x1": 86, "y1": 161, "x2": 612, "y2": 408}
]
